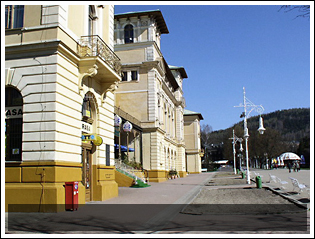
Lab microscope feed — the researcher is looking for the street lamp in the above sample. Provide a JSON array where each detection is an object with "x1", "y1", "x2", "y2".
[
  {"x1": 229, "y1": 129, "x2": 243, "y2": 174},
  {"x1": 114, "y1": 114, "x2": 122, "y2": 161},
  {"x1": 235, "y1": 87, "x2": 265, "y2": 184},
  {"x1": 123, "y1": 121, "x2": 132, "y2": 160}
]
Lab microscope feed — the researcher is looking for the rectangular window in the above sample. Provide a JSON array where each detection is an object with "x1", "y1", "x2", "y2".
[
  {"x1": 131, "y1": 71, "x2": 138, "y2": 81},
  {"x1": 5, "y1": 5, "x2": 24, "y2": 29},
  {"x1": 122, "y1": 72, "x2": 128, "y2": 81}
]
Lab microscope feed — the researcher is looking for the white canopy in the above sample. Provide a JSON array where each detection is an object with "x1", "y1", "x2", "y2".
[
  {"x1": 213, "y1": 160, "x2": 229, "y2": 164},
  {"x1": 279, "y1": 152, "x2": 301, "y2": 161}
]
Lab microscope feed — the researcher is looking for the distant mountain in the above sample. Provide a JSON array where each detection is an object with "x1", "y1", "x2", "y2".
[
  {"x1": 245, "y1": 108, "x2": 310, "y2": 143},
  {"x1": 208, "y1": 108, "x2": 310, "y2": 144}
]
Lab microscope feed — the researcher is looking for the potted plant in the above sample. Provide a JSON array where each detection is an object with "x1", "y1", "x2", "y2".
[{"x1": 169, "y1": 169, "x2": 178, "y2": 179}]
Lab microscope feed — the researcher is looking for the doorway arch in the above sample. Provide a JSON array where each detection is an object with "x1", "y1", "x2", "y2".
[{"x1": 81, "y1": 91, "x2": 97, "y2": 202}]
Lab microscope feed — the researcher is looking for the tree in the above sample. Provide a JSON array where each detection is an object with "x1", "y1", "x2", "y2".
[
  {"x1": 279, "y1": 5, "x2": 310, "y2": 19},
  {"x1": 297, "y1": 136, "x2": 310, "y2": 167},
  {"x1": 200, "y1": 124, "x2": 213, "y2": 147}
]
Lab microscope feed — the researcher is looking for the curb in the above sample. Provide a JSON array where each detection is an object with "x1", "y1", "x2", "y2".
[{"x1": 250, "y1": 179, "x2": 310, "y2": 210}]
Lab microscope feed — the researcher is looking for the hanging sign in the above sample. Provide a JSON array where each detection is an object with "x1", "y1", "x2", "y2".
[
  {"x1": 123, "y1": 121, "x2": 132, "y2": 132},
  {"x1": 81, "y1": 134, "x2": 103, "y2": 146},
  {"x1": 114, "y1": 126, "x2": 120, "y2": 137}
]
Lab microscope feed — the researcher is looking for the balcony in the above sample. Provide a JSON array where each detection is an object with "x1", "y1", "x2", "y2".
[
  {"x1": 175, "y1": 96, "x2": 186, "y2": 108},
  {"x1": 78, "y1": 35, "x2": 121, "y2": 86}
]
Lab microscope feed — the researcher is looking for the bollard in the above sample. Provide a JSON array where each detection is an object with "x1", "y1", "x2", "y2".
[{"x1": 256, "y1": 176, "x2": 262, "y2": 189}]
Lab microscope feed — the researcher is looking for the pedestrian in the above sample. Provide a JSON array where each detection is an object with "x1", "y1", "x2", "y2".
[
  {"x1": 288, "y1": 162, "x2": 292, "y2": 173},
  {"x1": 297, "y1": 161, "x2": 300, "y2": 172}
]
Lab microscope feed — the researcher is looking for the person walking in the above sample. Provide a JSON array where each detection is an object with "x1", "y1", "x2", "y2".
[
  {"x1": 293, "y1": 162, "x2": 297, "y2": 172},
  {"x1": 288, "y1": 162, "x2": 292, "y2": 173}
]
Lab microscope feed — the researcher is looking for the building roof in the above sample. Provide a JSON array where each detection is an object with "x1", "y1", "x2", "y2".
[
  {"x1": 169, "y1": 65, "x2": 188, "y2": 79},
  {"x1": 184, "y1": 109, "x2": 204, "y2": 120},
  {"x1": 114, "y1": 10, "x2": 169, "y2": 34}
]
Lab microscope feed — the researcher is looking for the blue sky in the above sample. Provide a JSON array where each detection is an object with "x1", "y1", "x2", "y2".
[{"x1": 115, "y1": 3, "x2": 312, "y2": 131}]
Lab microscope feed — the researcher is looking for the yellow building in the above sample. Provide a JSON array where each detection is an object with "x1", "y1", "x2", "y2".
[
  {"x1": 114, "y1": 10, "x2": 188, "y2": 181},
  {"x1": 183, "y1": 110, "x2": 204, "y2": 174},
  {"x1": 5, "y1": 5, "x2": 121, "y2": 212}
]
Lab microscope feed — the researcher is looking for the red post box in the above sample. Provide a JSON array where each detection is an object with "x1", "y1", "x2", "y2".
[{"x1": 65, "y1": 181, "x2": 79, "y2": 211}]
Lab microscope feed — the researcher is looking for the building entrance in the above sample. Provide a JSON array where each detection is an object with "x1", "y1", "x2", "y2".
[{"x1": 82, "y1": 143, "x2": 92, "y2": 202}]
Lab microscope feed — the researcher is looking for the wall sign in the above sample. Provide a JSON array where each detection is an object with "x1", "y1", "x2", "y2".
[
  {"x1": 5, "y1": 106, "x2": 23, "y2": 119},
  {"x1": 82, "y1": 121, "x2": 92, "y2": 134}
]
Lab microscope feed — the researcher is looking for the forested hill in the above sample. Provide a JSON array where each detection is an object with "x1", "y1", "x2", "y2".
[
  {"x1": 247, "y1": 107, "x2": 310, "y2": 142},
  {"x1": 203, "y1": 108, "x2": 310, "y2": 162},
  {"x1": 207, "y1": 108, "x2": 310, "y2": 144}
]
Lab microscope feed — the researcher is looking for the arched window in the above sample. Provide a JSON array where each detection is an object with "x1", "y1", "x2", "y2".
[
  {"x1": 5, "y1": 87, "x2": 23, "y2": 161},
  {"x1": 124, "y1": 24, "x2": 134, "y2": 43}
]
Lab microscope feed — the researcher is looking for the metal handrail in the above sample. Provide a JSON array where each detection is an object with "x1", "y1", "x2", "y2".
[
  {"x1": 114, "y1": 159, "x2": 147, "y2": 183},
  {"x1": 78, "y1": 35, "x2": 121, "y2": 75}
]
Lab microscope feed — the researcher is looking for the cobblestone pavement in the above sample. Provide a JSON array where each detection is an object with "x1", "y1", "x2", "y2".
[{"x1": 4, "y1": 167, "x2": 312, "y2": 236}]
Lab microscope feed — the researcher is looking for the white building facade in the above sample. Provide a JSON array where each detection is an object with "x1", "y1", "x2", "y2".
[{"x1": 5, "y1": 5, "x2": 121, "y2": 212}]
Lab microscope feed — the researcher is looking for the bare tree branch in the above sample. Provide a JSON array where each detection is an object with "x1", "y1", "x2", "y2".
[{"x1": 279, "y1": 5, "x2": 310, "y2": 19}]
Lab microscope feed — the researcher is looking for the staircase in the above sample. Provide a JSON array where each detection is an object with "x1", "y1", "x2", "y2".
[{"x1": 115, "y1": 160, "x2": 150, "y2": 188}]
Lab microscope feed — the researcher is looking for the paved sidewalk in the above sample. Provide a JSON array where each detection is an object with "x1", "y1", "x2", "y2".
[{"x1": 89, "y1": 172, "x2": 216, "y2": 205}]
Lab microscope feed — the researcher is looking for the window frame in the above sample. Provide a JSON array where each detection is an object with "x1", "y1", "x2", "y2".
[
  {"x1": 5, "y1": 5, "x2": 24, "y2": 29},
  {"x1": 124, "y1": 24, "x2": 134, "y2": 43},
  {"x1": 120, "y1": 69, "x2": 139, "y2": 82}
]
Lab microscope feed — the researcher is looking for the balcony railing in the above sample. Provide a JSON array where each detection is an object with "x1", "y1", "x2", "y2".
[{"x1": 78, "y1": 35, "x2": 121, "y2": 75}]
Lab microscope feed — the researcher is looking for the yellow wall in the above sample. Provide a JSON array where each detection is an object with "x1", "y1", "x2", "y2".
[
  {"x1": 148, "y1": 170, "x2": 168, "y2": 182},
  {"x1": 115, "y1": 170, "x2": 134, "y2": 187},
  {"x1": 68, "y1": 5, "x2": 85, "y2": 37},
  {"x1": 5, "y1": 162, "x2": 118, "y2": 212},
  {"x1": 92, "y1": 165, "x2": 118, "y2": 201}
]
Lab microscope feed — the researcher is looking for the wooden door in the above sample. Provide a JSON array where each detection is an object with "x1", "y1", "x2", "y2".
[{"x1": 82, "y1": 146, "x2": 92, "y2": 202}]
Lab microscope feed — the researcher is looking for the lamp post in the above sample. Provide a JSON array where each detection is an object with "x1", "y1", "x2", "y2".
[
  {"x1": 114, "y1": 114, "x2": 122, "y2": 161},
  {"x1": 235, "y1": 87, "x2": 265, "y2": 184},
  {"x1": 123, "y1": 121, "x2": 132, "y2": 160},
  {"x1": 229, "y1": 129, "x2": 243, "y2": 174}
]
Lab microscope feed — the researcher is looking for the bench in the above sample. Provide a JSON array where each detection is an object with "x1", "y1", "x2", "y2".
[
  {"x1": 269, "y1": 173, "x2": 277, "y2": 183},
  {"x1": 275, "y1": 176, "x2": 288, "y2": 190},
  {"x1": 289, "y1": 177, "x2": 307, "y2": 194}
]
